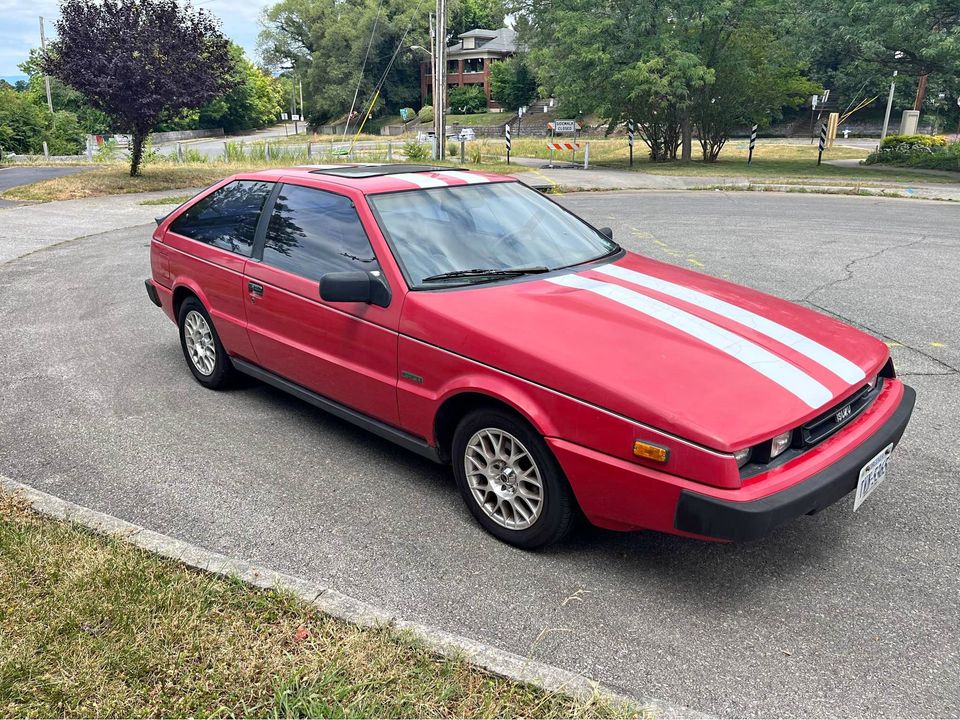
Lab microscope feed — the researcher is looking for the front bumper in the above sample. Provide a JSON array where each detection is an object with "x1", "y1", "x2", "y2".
[{"x1": 674, "y1": 384, "x2": 916, "y2": 541}]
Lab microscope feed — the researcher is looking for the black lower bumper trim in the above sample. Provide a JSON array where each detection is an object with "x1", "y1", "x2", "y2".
[
  {"x1": 145, "y1": 279, "x2": 162, "y2": 307},
  {"x1": 675, "y1": 384, "x2": 916, "y2": 541}
]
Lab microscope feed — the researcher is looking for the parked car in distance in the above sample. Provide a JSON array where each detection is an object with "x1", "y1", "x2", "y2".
[{"x1": 147, "y1": 164, "x2": 915, "y2": 549}]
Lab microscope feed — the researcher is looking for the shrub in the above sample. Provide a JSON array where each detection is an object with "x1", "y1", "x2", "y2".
[
  {"x1": 418, "y1": 105, "x2": 434, "y2": 123},
  {"x1": 447, "y1": 85, "x2": 487, "y2": 114},
  {"x1": 404, "y1": 140, "x2": 429, "y2": 161},
  {"x1": 866, "y1": 135, "x2": 960, "y2": 172},
  {"x1": 879, "y1": 134, "x2": 947, "y2": 151},
  {"x1": 447, "y1": 142, "x2": 459, "y2": 158}
]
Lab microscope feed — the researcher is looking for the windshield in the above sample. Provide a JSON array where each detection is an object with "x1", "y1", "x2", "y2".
[{"x1": 367, "y1": 181, "x2": 619, "y2": 288}]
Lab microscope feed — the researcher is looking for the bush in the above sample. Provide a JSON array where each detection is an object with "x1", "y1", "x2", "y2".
[
  {"x1": 404, "y1": 140, "x2": 429, "y2": 161},
  {"x1": 447, "y1": 142, "x2": 459, "y2": 158},
  {"x1": 447, "y1": 85, "x2": 487, "y2": 114},
  {"x1": 866, "y1": 135, "x2": 960, "y2": 172},
  {"x1": 879, "y1": 134, "x2": 947, "y2": 151},
  {"x1": 418, "y1": 105, "x2": 434, "y2": 123}
]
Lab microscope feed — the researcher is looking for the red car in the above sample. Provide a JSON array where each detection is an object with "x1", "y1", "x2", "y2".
[{"x1": 146, "y1": 164, "x2": 915, "y2": 549}]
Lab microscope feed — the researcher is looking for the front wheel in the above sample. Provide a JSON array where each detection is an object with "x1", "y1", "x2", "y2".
[{"x1": 452, "y1": 409, "x2": 575, "y2": 549}]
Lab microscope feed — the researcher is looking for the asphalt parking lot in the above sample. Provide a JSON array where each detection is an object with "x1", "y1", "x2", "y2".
[{"x1": 1, "y1": 191, "x2": 957, "y2": 717}]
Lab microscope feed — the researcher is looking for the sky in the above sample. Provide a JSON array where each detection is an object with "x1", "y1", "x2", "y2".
[{"x1": 0, "y1": 0, "x2": 271, "y2": 77}]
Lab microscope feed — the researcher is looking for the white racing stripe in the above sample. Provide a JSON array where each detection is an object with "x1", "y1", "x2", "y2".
[
  {"x1": 548, "y1": 274, "x2": 834, "y2": 409},
  {"x1": 436, "y1": 170, "x2": 489, "y2": 185},
  {"x1": 391, "y1": 172, "x2": 449, "y2": 188},
  {"x1": 596, "y1": 264, "x2": 865, "y2": 384}
]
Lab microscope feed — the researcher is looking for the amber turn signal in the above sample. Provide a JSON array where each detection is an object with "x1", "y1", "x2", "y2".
[{"x1": 633, "y1": 440, "x2": 669, "y2": 463}]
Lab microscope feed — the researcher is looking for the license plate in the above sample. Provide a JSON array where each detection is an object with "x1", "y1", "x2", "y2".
[{"x1": 853, "y1": 443, "x2": 894, "y2": 511}]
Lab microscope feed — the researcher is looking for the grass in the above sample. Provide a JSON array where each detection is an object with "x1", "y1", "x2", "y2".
[
  {"x1": 139, "y1": 194, "x2": 193, "y2": 206},
  {"x1": 0, "y1": 492, "x2": 634, "y2": 718},
  {"x1": 447, "y1": 112, "x2": 513, "y2": 127},
  {"x1": 510, "y1": 137, "x2": 960, "y2": 184},
  {"x1": 1, "y1": 155, "x2": 526, "y2": 203}
]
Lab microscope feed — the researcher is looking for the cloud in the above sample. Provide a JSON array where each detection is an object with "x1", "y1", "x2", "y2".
[{"x1": 0, "y1": 0, "x2": 271, "y2": 75}]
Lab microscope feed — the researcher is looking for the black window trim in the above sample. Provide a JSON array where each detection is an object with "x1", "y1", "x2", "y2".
[
  {"x1": 251, "y1": 180, "x2": 391, "y2": 303},
  {"x1": 168, "y1": 179, "x2": 276, "y2": 259}
]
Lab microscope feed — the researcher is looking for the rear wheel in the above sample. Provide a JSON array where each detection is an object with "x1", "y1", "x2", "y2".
[
  {"x1": 452, "y1": 408, "x2": 575, "y2": 549},
  {"x1": 177, "y1": 297, "x2": 234, "y2": 389}
]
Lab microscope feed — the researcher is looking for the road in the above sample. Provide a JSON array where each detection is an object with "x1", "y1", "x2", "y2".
[
  {"x1": 0, "y1": 165, "x2": 89, "y2": 207},
  {"x1": 0, "y1": 191, "x2": 957, "y2": 717}
]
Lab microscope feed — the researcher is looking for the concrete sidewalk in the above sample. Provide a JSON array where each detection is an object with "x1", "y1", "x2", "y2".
[
  {"x1": 510, "y1": 157, "x2": 960, "y2": 201},
  {"x1": 0, "y1": 189, "x2": 196, "y2": 264}
]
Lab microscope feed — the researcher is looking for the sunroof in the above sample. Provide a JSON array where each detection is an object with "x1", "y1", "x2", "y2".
[{"x1": 308, "y1": 164, "x2": 466, "y2": 178}]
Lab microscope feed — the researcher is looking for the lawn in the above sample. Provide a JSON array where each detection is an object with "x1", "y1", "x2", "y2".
[
  {"x1": 0, "y1": 492, "x2": 633, "y2": 718},
  {"x1": 1, "y1": 156, "x2": 526, "y2": 203},
  {"x1": 447, "y1": 112, "x2": 513, "y2": 127},
  {"x1": 502, "y1": 136, "x2": 960, "y2": 185}
]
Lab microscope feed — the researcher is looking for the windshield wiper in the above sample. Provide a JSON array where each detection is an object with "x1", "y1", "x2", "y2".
[{"x1": 421, "y1": 266, "x2": 550, "y2": 283}]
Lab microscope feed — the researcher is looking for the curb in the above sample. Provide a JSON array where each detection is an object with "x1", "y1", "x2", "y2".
[{"x1": 0, "y1": 475, "x2": 704, "y2": 719}]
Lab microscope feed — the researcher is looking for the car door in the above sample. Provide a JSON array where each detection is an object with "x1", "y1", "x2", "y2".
[
  {"x1": 243, "y1": 181, "x2": 400, "y2": 425},
  {"x1": 163, "y1": 179, "x2": 274, "y2": 361}
]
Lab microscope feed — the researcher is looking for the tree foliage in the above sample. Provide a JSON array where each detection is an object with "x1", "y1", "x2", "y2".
[
  {"x1": 448, "y1": 0, "x2": 507, "y2": 38},
  {"x1": 0, "y1": 86, "x2": 85, "y2": 156},
  {"x1": 517, "y1": 0, "x2": 822, "y2": 160},
  {"x1": 44, "y1": 0, "x2": 233, "y2": 176},
  {"x1": 489, "y1": 56, "x2": 537, "y2": 111},
  {"x1": 258, "y1": 0, "x2": 428, "y2": 126}
]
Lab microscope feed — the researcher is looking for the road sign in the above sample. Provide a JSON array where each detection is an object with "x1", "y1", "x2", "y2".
[
  {"x1": 505, "y1": 124, "x2": 511, "y2": 164},
  {"x1": 817, "y1": 122, "x2": 827, "y2": 165},
  {"x1": 553, "y1": 119, "x2": 577, "y2": 133},
  {"x1": 748, "y1": 124, "x2": 758, "y2": 164},
  {"x1": 627, "y1": 119, "x2": 634, "y2": 166}
]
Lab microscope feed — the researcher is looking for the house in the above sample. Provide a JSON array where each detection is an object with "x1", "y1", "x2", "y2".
[{"x1": 420, "y1": 27, "x2": 518, "y2": 110}]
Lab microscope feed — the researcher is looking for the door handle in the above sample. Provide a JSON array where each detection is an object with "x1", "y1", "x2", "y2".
[{"x1": 248, "y1": 281, "x2": 263, "y2": 296}]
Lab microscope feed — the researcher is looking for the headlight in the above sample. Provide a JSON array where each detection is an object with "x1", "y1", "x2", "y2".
[
  {"x1": 733, "y1": 448, "x2": 752, "y2": 467},
  {"x1": 770, "y1": 430, "x2": 792, "y2": 459},
  {"x1": 867, "y1": 374, "x2": 879, "y2": 390}
]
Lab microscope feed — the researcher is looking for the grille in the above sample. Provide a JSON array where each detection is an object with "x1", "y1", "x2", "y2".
[{"x1": 799, "y1": 382, "x2": 877, "y2": 447}]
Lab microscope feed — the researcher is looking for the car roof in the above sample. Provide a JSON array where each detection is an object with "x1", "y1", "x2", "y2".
[{"x1": 238, "y1": 163, "x2": 516, "y2": 195}]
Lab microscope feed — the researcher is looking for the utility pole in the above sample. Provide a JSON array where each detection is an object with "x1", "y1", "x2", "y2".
[
  {"x1": 38, "y1": 17, "x2": 54, "y2": 114},
  {"x1": 433, "y1": 0, "x2": 446, "y2": 159},
  {"x1": 880, "y1": 71, "x2": 897, "y2": 142},
  {"x1": 299, "y1": 76, "x2": 304, "y2": 130},
  {"x1": 913, "y1": 73, "x2": 928, "y2": 112}
]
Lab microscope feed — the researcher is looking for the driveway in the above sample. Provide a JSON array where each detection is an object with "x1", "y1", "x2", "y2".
[{"x1": 0, "y1": 191, "x2": 957, "y2": 718}]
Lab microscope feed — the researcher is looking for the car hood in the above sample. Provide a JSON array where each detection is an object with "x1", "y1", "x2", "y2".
[{"x1": 400, "y1": 253, "x2": 890, "y2": 451}]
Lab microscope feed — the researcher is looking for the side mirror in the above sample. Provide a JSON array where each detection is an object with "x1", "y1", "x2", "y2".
[
  {"x1": 598, "y1": 226, "x2": 614, "y2": 240},
  {"x1": 320, "y1": 271, "x2": 391, "y2": 308}
]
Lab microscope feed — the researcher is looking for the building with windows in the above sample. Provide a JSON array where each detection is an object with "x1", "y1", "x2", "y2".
[{"x1": 420, "y1": 27, "x2": 518, "y2": 110}]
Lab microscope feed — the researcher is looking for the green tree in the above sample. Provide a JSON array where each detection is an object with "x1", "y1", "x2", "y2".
[
  {"x1": 518, "y1": 0, "x2": 816, "y2": 161},
  {"x1": 198, "y1": 44, "x2": 284, "y2": 132},
  {"x1": 489, "y1": 56, "x2": 537, "y2": 111},
  {"x1": 448, "y1": 0, "x2": 507, "y2": 37},
  {"x1": 259, "y1": 0, "x2": 428, "y2": 126},
  {"x1": 44, "y1": 0, "x2": 233, "y2": 176},
  {"x1": 19, "y1": 49, "x2": 110, "y2": 134},
  {"x1": 0, "y1": 86, "x2": 50, "y2": 154}
]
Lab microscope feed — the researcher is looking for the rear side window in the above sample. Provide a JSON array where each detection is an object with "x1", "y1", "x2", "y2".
[
  {"x1": 169, "y1": 180, "x2": 273, "y2": 256},
  {"x1": 261, "y1": 184, "x2": 379, "y2": 281}
]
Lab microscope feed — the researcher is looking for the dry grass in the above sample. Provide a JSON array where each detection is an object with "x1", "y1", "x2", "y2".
[
  {"x1": 0, "y1": 493, "x2": 636, "y2": 718},
  {"x1": 1, "y1": 156, "x2": 526, "y2": 203}
]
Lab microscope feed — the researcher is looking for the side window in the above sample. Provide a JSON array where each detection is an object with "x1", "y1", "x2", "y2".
[
  {"x1": 261, "y1": 184, "x2": 379, "y2": 281},
  {"x1": 169, "y1": 181, "x2": 273, "y2": 256}
]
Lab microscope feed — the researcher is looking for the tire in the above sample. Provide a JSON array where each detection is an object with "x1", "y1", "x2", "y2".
[
  {"x1": 177, "y1": 297, "x2": 234, "y2": 389},
  {"x1": 452, "y1": 408, "x2": 575, "y2": 549}
]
